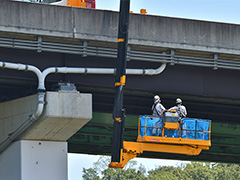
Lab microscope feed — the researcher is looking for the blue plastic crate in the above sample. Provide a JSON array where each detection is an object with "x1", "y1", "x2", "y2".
[
  {"x1": 196, "y1": 132, "x2": 210, "y2": 140},
  {"x1": 152, "y1": 128, "x2": 163, "y2": 136},
  {"x1": 182, "y1": 118, "x2": 197, "y2": 130},
  {"x1": 139, "y1": 116, "x2": 163, "y2": 136},
  {"x1": 182, "y1": 130, "x2": 195, "y2": 139},
  {"x1": 164, "y1": 130, "x2": 179, "y2": 138},
  {"x1": 196, "y1": 120, "x2": 210, "y2": 131},
  {"x1": 182, "y1": 118, "x2": 211, "y2": 132}
]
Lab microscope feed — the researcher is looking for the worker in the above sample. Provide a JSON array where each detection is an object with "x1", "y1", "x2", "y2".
[
  {"x1": 169, "y1": 98, "x2": 187, "y2": 118},
  {"x1": 152, "y1": 95, "x2": 165, "y2": 117}
]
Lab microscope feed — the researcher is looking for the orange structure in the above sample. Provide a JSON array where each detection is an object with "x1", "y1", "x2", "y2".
[
  {"x1": 109, "y1": 111, "x2": 211, "y2": 168},
  {"x1": 60, "y1": 0, "x2": 95, "y2": 8}
]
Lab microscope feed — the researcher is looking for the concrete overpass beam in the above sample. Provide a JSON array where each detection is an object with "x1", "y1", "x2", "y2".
[
  {"x1": 0, "y1": 90, "x2": 92, "y2": 179},
  {"x1": 21, "y1": 91, "x2": 92, "y2": 141}
]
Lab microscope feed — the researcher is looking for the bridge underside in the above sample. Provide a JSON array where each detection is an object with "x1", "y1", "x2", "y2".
[{"x1": 0, "y1": 34, "x2": 240, "y2": 164}]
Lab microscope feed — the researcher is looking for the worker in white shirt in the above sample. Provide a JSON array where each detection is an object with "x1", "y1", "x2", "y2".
[
  {"x1": 152, "y1": 95, "x2": 166, "y2": 117},
  {"x1": 169, "y1": 98, "x2": 187, "y2": 118}
]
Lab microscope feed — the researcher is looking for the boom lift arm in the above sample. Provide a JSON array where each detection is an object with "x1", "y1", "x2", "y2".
[
  {"x1": 109, "y1": 0, "x2": 211, "y2": 169},
  {"x1": 109, "y1": 0, "x2": 130, "y2": 168}
]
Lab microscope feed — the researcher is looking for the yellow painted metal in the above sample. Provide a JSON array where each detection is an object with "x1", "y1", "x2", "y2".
[
  {"x1": 137, "y1": 117, "x2": 141, "y2": 137},
  {"x1": 81, "y1": 1, "x2": 87, "y2": 8},
  {"x1": 117, "y1": 38, "x2": 125, "y2": 42},
  {"x1": 137, "y1": 136, "x2": 211, "y2": 148},
  {"x1": 124, "y1": 141, "x2": 203, "y2": 155},
  {"x1": 115, "y1": 75, "x2": 126, "y2": 86},
  {"x1": 109, "y1": 140, "x2": 206, "y2": 168},
  {"x1": 164, "y1": 122, "x2": 179, "y2": 129},
  {"x1": 66, "y1": 0, "x2": 86, "y2": 8},
  {"x1": 109, "y1": 148, "x2": 137, "y2": 168},
  {"x1": 140, "y1": 9, "x2": 147, "y2": 14},
  {"x1": 115, "y1": 117, "x2": 121, "y2": 122}
]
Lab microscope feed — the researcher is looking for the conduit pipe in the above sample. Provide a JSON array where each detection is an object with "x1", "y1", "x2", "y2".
[
  {"x1": 0, "y1": 62, "x2": 42, "y2": 83},
  {"x1": 0, "y1": 92, "x2": 45, "y2": 153},
  {"x1": 0, "y1": 61, "x2": 166, "y2": 90},
  {"x1": 0, "y1": 62, "x2": 45, "y2": 154},
  {"x1": 126, "y1": 63, "x2": 166, "y2": 75},
  {"x1": 0, "y1": 61, "x2": 167, "y2": 153},
  {"x1": 40, "y1": 63, "x2": 167, "y2": 89}
]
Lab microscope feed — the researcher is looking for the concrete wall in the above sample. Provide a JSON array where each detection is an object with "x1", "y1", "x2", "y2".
[
  {"x1": 1, "y1": 0, "x2": 240, "y2": 54},
  {"x1": 0, "y1": 91, "x2": 92, "y2": 143},
  {"x1": 0, "y1": 94, "x2": 38, "y2": 143},
  {"x1": 0, "y1": 140, "x2": 67, "y2": 180}
]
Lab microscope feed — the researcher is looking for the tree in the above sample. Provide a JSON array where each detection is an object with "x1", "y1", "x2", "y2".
[
  {"x1": 182, "y1": 162, "x2": 214, "y2": 180},
  {"x1": 148, "y1": 166, "x2": 183, "y2": 180},
  {"x1": 82, "y1": 156, "x2": 240, "y2": 180},
  {"x1": 82, "y1": 167, "x2": 100, "y2": 180},
  {"x1": 82, "y1": 156, "x2": 147, "y2": 180},
  {"x1": 212, "y1": 163, "x2": 240, "y2": 180},
  {"x1": 148, "y1": 162, "x2": 240, "y2": 180}
]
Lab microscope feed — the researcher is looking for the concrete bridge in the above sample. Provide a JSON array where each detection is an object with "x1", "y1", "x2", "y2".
[{"x1": 1, "y1": 0, "x2": 240, "y2": 179}]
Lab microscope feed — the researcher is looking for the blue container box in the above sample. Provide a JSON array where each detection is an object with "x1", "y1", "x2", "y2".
[
  {"x1": 182, "y1": 118, "x2": 197, "y2": 130},
  {"x1": 197, "y1": 120, "x2": 210, "y2": 131},
  {"x1": 196, "y1": 132, "x2": 210, "y2": 140},
  {"x1": 139, "y1": 116, "x2": 163, "y2": 136},
  {"x1": 182, "y1": 130, "x2": 195, "y2": 139},
  {"x1": 181, "y1": 118, "x2": 211, "y2": 140},
  {"x1": 152, "y1": 128, "x2": 162, "y2": 136},
  {"x1": 164, "y1": 130, "x2": 179, "y2": 138},
  {"x1": 139, "y1": 116, "x2": 211, "y2": 140}
]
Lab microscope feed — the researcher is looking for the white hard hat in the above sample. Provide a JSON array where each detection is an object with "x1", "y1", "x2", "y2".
[
  {"x1": 176, "y1": 98, "x2": 182, "y2": 104},
  {"x1": 154, "y1": 95, "x2": 160, "y2": 103}
]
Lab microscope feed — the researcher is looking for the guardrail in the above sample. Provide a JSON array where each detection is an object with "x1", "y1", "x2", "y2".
[{"x1": 1, "y1": 36, "x2": 240, "y2": 70}]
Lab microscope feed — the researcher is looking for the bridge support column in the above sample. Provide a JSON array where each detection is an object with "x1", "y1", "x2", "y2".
[
  {"x1": 0, "y1": 140, "x2": 67, "y2": 180},
  {"x1": 0, "y1": 90, "x2": 92, "y2": 180}
]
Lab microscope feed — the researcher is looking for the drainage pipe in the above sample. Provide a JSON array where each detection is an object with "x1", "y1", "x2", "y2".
[
  {"x1": 126, "y1": 63, "x2": 166, "y2": 75},
  {"x1": 0, "y1": 92, "x2": 45, "y2": 153},
  {"x1": 40, "y1": 63, "x2": 167, "y2": 89},
  {"x1": 0, "y1": 62, "x2": 45, "y2": 154},
  {"x1": 0, "y1": 62, "x2": 42, "y2": 83}
]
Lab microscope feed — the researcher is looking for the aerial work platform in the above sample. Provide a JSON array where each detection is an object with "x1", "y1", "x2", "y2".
[{"x1": 110, "y1": 111, "x2": 211, "y2": 168}]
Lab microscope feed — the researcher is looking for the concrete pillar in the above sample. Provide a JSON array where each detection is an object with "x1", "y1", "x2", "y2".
[
  {"x1": 0, "y1": 140, "x2": 67, "y2": 180},
  {"x1": 0, "y1": 90, "x2": 92, "y2": 179}
]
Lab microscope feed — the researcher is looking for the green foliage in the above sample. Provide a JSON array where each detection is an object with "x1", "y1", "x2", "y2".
[
  {"x1": 82, "y1": 167, "x2": 100, "y2": 180},
  {"x1": 183, "y1": 162, "x2": 214, "y2": 180},
  {"x1": 211, "y1": 163, "x2": 240, "y2": 180},
  {"x1": 101, "y1": 168, "x2": 147, "y2": 180},
  {"x1": 82, "y1": 156, "x2": 240, "y2": 180},
  {"x1": 82, "y1": 156, "x2": 147, "y2": 180},
  {"x1": 148, "y1": 166, "x2": 183, "y2": 180}
]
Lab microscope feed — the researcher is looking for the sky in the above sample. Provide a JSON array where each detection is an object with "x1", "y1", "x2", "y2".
[
  {"x1": 68, "y1": 0, "x2": 240, "y2": 179},
  {"x1": 96, "y1": 0, "x2": 240, "y2": 24}
]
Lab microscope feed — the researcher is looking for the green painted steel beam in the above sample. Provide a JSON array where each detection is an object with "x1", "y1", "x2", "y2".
[
  {"x1": 75, "y1": 125, "x2": 137, "y2": 137},
  {"x1": 89, "y1": 112, "x2": 138, "y2": 128},
  {"x1": 69, "y1": 112, "x2": 240, "y2": 147},
  {"x1": 212, "y1": 137, "x2": 240, "y2": 147},
  {"x1": 211, "y1": 123, "x2": 240, "y2": 138},
  {"x1": 83, "y1": 112, "x2": 240, "y2": 137}
]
